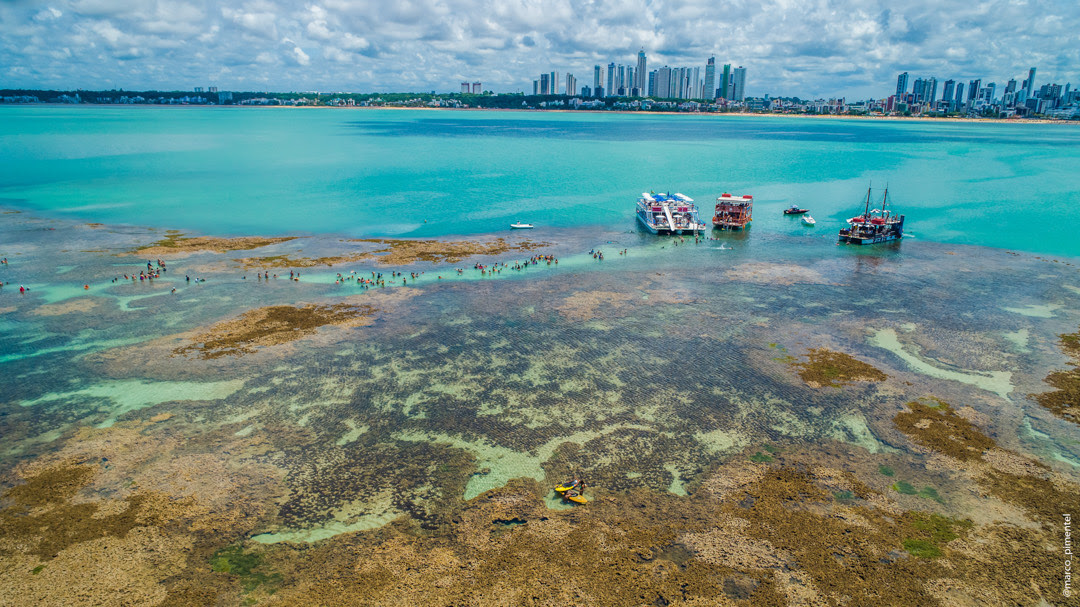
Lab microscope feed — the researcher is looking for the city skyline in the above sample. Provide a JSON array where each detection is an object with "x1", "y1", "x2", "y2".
[
  {"x1": 889, "y1": 65, "x2": 1078, "y2": 117},
  {"x1": 2, "y1": 0, "x2": 1079, "y2": 98},
  {"x1": 531, "y1": 52, "x2": 747, "y2": 102}
]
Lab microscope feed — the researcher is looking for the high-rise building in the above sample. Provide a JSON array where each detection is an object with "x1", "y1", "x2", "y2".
[
  {"x1": 720, "y1": 64, "x2": 732, "y2": 99},
  {"x1": 704, "y1": 57, "x2": 716, "y2": 100},
  {"x1": 648, "y1": 70, "x2": 656, "y2": 97},
  {"x1": 732, "y1": 66, "x2": 746, "y2": 101},
  {"x1": 616, "y1": 65, "x2": 625, "y2": 95},
  {"x1": 565, "y1": 74, "x2": 576, "y2": 98},
  {"x1": 655, "y1": 66, "x2": 671, "y2": 99},
  {"x1": 896, "y1": 72, "x2": 909, "y2": 97},
  {"x1": 533, "y1": 80, "x2": 539, "y2": 95},
  {"x1": 929, "y1": 77, "x2": 938, "y2": 104},
  {"x1": 967, "y1": 79, "x2": 980, "y2": 102},
  {"x1": 627, "y1": 67, "x2": 635, "y2": 95},
  {"x1": 636, "y1": 50, "x2": 647, "y2": 92},
  {"x1": 942, "y1": 80, "x2": 956, "y2": 109},
  {"x1": 1025, "y1": 67, "x2": 1036, "y2": 97},
  {"x1": 691, "y1": 67, "x2": 701, "y2": 99},
  {"x1": 607, "y1": 63, "x2": 615, "y2": 97},
  {"x1": 541, "y1": 73, "x2": 551, "y2": 95},
  {"x1": 550, "y1": 71, "x2": 558, "y2": 95},
  {"x1": 954, "y1": 82, "x2": 965, "y2": 106},
  {"x1": 912, "y1": 77, "x2": 926, "y2": 103},
  {"x1": 472, "y1": 82, "x2": 481, "y2": 94},
  {"x1": 1040, "y1": 83, "x2": 1063, "y2": 102},
  {"x1": 593, "y1": 65, "x2": 603, "y2": 92},
  {"x1": 461, "y1": 82, "x2": 470, "y2": 93}
]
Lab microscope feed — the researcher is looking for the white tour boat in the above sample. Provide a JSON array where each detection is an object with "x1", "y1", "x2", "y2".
[{"x1": 636, "y1": 192, "x2": 707, "y2": 235}]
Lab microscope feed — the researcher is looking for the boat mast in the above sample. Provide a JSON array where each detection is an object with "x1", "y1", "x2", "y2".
[
  {"x1": 863, "y1": 185, "x2": 871, "y2": 220},
  {"x1": 882, "y1": 185, "x2": 889, "y2": 219}
]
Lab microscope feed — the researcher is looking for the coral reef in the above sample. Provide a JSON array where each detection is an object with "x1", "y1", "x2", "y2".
[
  {"x1": 1030, "y1": 326, "x2": 1080, "y2": 425},
  {"x1": 130, "y1": 231, "x2": 297, "y2": 256},
  {"x1": 893, "y1": 400, "x2": 995, "y2": 461},
  {"x1": 792, "y1": 347, "x2": 888, "y2": 388},
  {"x1": 0, "y1": 421, "x2": 282, "y2": 607},
  {"x1": 348, "y1": 237, "x2": 547, "y2": 265},
  {"x1": 174, "y1": 303, "x2": 378, "y2": 359}
]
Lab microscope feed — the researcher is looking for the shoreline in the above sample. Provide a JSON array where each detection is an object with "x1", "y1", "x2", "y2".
[{"x1": 3, "y1": 102, "x2": 1074, "y2": 125}]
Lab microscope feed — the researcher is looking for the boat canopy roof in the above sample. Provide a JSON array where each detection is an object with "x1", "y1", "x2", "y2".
[
  {"x1": 718, "y1": 193, "x2": 753, "y2": 200},
  {"x1": 642, "y1": 192, "x2": 696, "y2": 204}
]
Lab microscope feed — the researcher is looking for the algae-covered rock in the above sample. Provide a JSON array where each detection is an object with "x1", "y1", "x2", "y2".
[
  {"x1": 1030, "y1": 327, "x2": 1080, "y2": 425},
  {"x1": 349, "y1": 237, "x2": 547, "y2": 265},
  {"x1": 792, "y1": 347, "x2": 887, "y2": 388},
  {"x1": 893, "y1": 401, "x2": 995, "y2": 461},
  {"x1": 174, "y1": 303, "x2": 377, "y2": 359},
  {"x1": 131, "y1": 232, "x2": 297, "y2": 256}
]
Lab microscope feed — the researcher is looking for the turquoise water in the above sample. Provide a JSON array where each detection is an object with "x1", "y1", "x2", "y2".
[{"x1": 2, "y1": 106, "x2": 1080, "y2": 255}]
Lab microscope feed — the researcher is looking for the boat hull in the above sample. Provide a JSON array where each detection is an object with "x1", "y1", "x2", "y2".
[
  {"x1": 637, "y1": 210, "x2": 702, "y2": 235},
  {"x1": 712, "y1": 219, "x2": 750, "y2": 230},
  {"x1": 838, "y1": 232, "x2": 902, "y2": 245},
  {"x1": 839, "y1": 193, "x2": 904, "y2": 245}
]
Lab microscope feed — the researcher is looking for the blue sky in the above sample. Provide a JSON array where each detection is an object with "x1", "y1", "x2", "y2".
[{"x1": 2, "y1": 0, "x2": 1077, "y2": 98}]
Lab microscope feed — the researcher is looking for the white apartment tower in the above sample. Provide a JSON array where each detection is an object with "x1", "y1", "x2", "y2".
[
  {"x1": 732, "y1": 66, "x2": 747, "y2": 101},
  {"x1": 636, "y1": 50, "x2": 647, "y2": 93},
  {"x1": 704, "y1": 58, "x2": 716, "y2": 100}
]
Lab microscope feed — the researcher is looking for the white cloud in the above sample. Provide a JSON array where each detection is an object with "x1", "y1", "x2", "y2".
[
  {"x1": 33, "y1": 7, "x2": 64, "y2": 21},
  {"x1": 291, "y1": 45, "x2": 311, "y2": 65},
  {"x1": 222, "y1": 6, "x2": 279, "y2": 39},
  {"x1": 0, "y1": 0, "x2": 1077, "y2": 97}
]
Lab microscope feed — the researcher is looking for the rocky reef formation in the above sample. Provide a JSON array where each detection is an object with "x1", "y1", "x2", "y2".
[
  {"x1": 791, "y1": 347, "x2": 888, "y2": 388},
  {"x1": 1031, "y1": 326, "x2": 1080, "y2": 425},
  {"x1": 174, "y1": 303, "x2": 378, "y2": 359},
  {"x1": 131, "y1": 232, "x2": 298, "y2": 256},
  {"x1": 348, "y1": 237, "x2": 547, "y2": 265}
]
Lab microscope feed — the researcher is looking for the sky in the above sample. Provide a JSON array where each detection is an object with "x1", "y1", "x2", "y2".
[{"x1": 1, "y1": 0, "x2": 1078, "y2": 99}]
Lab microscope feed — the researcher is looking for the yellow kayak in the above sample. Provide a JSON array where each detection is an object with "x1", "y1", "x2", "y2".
[
  {"x1": 555, "y1": 479, "x2": 588, "y2": 503},
  {"x1": 554, "y1": 479, "x2": 582, "y2": 494}
]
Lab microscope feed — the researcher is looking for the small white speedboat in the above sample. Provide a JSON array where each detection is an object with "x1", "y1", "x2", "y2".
[
  {"x1": 510, "y1": 222, "x2": 534, "y2": 229},
  {"x1": 801, "y1": 214, "x2": 816, "y2": 226}
]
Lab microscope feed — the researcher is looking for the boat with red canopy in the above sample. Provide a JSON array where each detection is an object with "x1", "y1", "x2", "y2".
[{"x1": 712, "y1": 193, "x2": 753, "y2": 230}]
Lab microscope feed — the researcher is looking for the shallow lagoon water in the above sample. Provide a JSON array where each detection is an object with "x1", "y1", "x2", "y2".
[{"x1": 3, "y1": 106, "x2": 1080, "y2": 255}]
